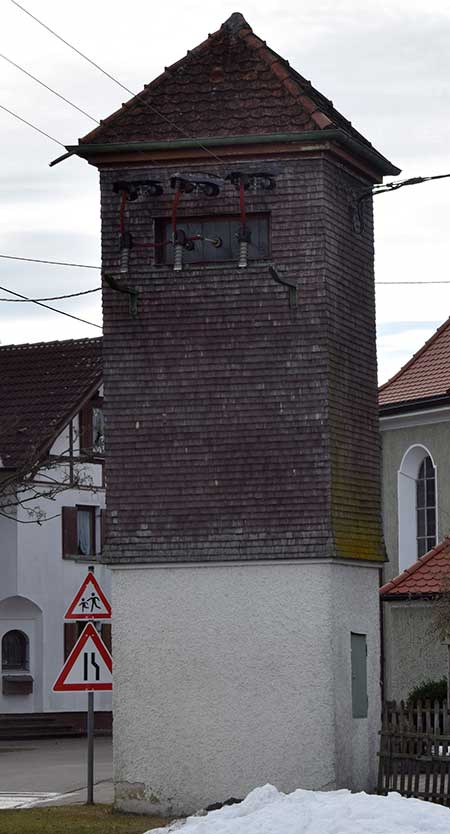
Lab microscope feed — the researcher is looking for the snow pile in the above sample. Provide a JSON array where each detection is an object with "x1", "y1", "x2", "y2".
[{"x1": 147, "y1": 783, "x2": 450, "y2": 834}]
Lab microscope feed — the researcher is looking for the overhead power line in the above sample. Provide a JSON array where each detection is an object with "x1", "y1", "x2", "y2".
[
  {"x1": 0, "y1": 102, "x2": 65, "y2": 147},
  {"x1": 0, "y1": 53, "x2": 99, "y2": 123},
  {"x1": 0, "y1": 284, "x2": 102, "y2": 328},
  {"x1": 2, "y1": 252, "x2": 450, "y2": 286},
  {"x1": 0, "y1": 253, "x2": 100, "y2": 269},
  {"x1": 0, "y1": 287, "x2": 100, "y2": 301},
  {"x1": 10, "y1": 0, "x2": 227, "y2": 171}
]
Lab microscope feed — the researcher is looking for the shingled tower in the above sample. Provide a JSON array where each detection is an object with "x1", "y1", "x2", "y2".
[{"x1": 67, "y1": 13, "x2": 399, "y2": 815}]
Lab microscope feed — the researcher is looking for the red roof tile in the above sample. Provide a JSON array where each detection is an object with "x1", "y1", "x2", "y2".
[
  {"x1": 379, "y1": 315, "x2": 450, "y2": 407},
  {"x1": 78, "y1": 11, "x2": 393, "y2": 169},
  {"x1": 0, "y1": 338, "x2": 102, "y2": 469},
  {"x1": 380, "y1": 537, "x2": 450, "y2": 597}
]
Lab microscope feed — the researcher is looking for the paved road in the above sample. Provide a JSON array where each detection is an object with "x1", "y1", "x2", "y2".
[{"x1": 0, "y1": 736, "x2": 113, "y2": 808}]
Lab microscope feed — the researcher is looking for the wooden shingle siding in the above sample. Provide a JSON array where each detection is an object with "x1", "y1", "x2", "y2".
[{"x1": 99, "y1": 153, "x2": 384, "y2": 564}]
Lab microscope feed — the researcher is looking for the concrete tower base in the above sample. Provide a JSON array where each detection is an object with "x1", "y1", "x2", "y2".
[{"x1": 111, "y1": 559, "x2": 380, "y2": 816}]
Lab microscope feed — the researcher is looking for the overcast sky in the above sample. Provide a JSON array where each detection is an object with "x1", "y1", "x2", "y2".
[{"x1": 2, "y1": 0, "x2": 450, "y2": 382}]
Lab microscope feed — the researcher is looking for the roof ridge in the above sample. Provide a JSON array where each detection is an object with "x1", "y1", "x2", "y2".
[
  {"x1": 237, "y1": 26, "x2": 333, "y2": 131},
  {"x1": 379, "y1": 314, "x2": 450, "y2": 396},
  {"x1": 380, "y1": 536, "x2": 450, "y2": 595},
  {"x1": 0, "y1": 336, "x2": 103, "y2": 352}
]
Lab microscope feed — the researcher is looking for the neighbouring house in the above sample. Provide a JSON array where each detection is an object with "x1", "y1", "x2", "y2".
[
  {"x1": 61, "y1": 12, "x2": 399, "y2": 814},
  {"x1": 379, "y1": 315, "x2": 450, "y2": 699},
  {"x1": 0, "y1": 337, "x2": 111, "y2": 726}
]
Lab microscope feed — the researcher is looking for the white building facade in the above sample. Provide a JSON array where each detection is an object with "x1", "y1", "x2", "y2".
[{"x1": 0, "y1": 338, "x2": 111, "y2": 719}]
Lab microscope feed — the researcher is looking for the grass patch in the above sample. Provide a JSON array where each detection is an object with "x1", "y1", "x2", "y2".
[{"x1": 0, "y1": 803, "x2": 170, "y2": 834}]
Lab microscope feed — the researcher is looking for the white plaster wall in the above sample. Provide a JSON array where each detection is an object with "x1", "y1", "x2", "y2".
[
  {"x1": 330, "y1": 563, "x2": 381, "y2": 792},
  {"x1": 112, "y1": 560, "x2": 381, "y2": 816},
  {"x1": 0, "y1": 505, "x2": 18, "y2": 599},
  {"x1": 383, "y1": 601, "x2": 448, "y2": 701}
]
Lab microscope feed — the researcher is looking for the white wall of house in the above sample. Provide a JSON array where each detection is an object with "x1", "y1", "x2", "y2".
[
  {"x1": 0, "y1": 412, "x2": 110, "y2": 714},
  {"x1": 380, "y1": 411, "x2": 450, "y2": 698},
  {"x1": 112, "y1": 559, "x2": 380, "y2": 816},
  {"x1": 383, "y1": 601, "x2": 448, "y2": 701}
]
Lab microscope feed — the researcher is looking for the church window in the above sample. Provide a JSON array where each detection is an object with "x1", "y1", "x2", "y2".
[
  {"x1": 416, "y1": 455, "x2": 436, "y2": 557},
  {"x1": 398, "y1": 445, "x2": 437, "y2": 571}
]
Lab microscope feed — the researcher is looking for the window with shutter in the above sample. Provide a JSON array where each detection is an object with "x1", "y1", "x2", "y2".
[
  {"x1": 155, "y1": 213, "x2": 270, "y2": 265},
  {"x1": 79, "y1": 398, "x2": 104, "y2": 457},
  {"x1": 62, "y1": 506, "x2": 97, "y2": 558}
]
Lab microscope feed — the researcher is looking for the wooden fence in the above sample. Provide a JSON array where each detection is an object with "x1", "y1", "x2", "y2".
[{"x1": 378, "y1": 700, "x2": 450, "y2": 805}]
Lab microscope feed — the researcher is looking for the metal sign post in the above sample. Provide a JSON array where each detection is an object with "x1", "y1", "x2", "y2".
[
  {"x1": 53, "y1": 567, "x2": 112, "y2": 806},
  {"x1": 87, "y1": 691, "x2": 95, "y2": 804}
]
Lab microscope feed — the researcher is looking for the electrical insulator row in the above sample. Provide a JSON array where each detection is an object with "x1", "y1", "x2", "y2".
[{"x1": 113, "y1": 172, "x2": 275, "y2": 273}]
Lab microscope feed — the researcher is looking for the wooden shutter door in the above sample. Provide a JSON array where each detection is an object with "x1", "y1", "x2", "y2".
[
  {"x1": 64, "y1": 623, "x2": 78, "y2": 660},
  {"x1": 62, "y1": 507, "x2": 78, "y2": 557},
  {"x1": 102, "y1": 623, "x2": 112, "y2": 654},
  {"x1": 100, "y1": 509, "x2": 106, "y2": 553},
  {"x1": 79, "y1": 403, "x2": 93, "y2": 452}
]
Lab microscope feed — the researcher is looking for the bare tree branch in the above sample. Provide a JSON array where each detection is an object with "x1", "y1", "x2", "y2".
[{"x1": 0, "y1": 431, "x2": 102, "y2": 525}]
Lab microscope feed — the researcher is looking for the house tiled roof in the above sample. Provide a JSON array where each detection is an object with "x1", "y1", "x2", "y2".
[
  {"x1": 78, "y1": 11, "x2": 395, "y2": 173},
  {"x1": 380, "y1": 537, "x2": 450, "y2": 597},
  {"x1": 0, "y1": 337, "x2": 102, "y2": 469},
  {"x1": 379, "y1": 315, "x2": 450, "y2": 407}
]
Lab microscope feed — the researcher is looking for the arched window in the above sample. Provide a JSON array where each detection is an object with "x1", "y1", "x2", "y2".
[
  {"x1": 1, "y1": 630, "x2": 29, "y2": 671},
  {"x1": 416, "y1": 455, "x2": 436, "y2": 557},
  {"x1": 398, "y1": 445, "x2": 437, "y2": 572}
]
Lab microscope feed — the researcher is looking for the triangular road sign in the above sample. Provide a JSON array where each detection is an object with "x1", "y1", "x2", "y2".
[
  {"x1": 53, "y1": 623, "x2": 112, "y2": 692},
  {"x1": 65, "y1": 573, "x2": 111, "y2": 620}
]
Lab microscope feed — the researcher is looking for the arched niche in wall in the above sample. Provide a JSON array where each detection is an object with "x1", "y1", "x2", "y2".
[
  {"x1": 0, "y1": 595, "x2": 43, "y2": 710},
  {"x1": 397, "y1": 444, "x2": 437, "y2": 572}
]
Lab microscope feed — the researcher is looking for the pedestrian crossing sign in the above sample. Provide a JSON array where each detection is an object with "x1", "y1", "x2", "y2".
[{"x1": 65, "y1": 573, "x2": 112, "y2": 620}]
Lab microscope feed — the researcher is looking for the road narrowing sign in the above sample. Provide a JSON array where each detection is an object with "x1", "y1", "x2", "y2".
[
  {"x1": 53, "y1": 623, "x2": 112, "y2": 692},
  {"x1": 65, "y1": 573, "x2": 112, "y2": 620}
]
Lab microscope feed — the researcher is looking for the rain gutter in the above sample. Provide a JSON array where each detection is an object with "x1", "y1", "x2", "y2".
[{"x1": 52, "y1": 130, "x2": 400, "y2": 176}]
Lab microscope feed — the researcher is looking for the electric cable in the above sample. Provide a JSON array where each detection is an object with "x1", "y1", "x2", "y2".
[
  {"x1": 0, "y1": 284, "x2": 102, "y2": 328},
  {"x1": 0, "y1": 253, "x2": 100, "y2": 269},
  {"x1": 10, "y1": 0, "x2": 228, "y2": 172},
  {"x1": 0, "y1": 53, "x2": 99, "y2": 123},
  {"x1": 0, "y1": 102, "x2": 66, "y2": 147},
  {"x1": 2, "y1": 253, "x2": 450, "y2": 285},
  {"x1": 0, "y1": 287, "x2": 100, "y2": 301},
  {"x1": 372, "y1": 173, "x2": 450, "y2": 196}
]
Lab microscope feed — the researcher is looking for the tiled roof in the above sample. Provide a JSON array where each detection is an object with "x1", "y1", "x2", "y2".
[
  {"x1": 78, "y1": 11, "x2": 393, "y2": 168},
  {"x1": 379, "y1": 315, "x2": 450, "y2": 407},
  {"x1": 380, "y1": 538, "x2": 450, "y2": 597},
  {"x1": 0, "y1": 337, "x2": 102, "y2": 469}
]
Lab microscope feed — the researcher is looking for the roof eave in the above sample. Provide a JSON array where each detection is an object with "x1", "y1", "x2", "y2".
[
  {"x1": 54, "y1": 129, "x2": 400, "y2": 176},
  {"x1": 379, "y1": 393, "x2": 450, "y2": 416},
  {"x1": 381, "y1": 592, "x2": 438, "y2": 601}
]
